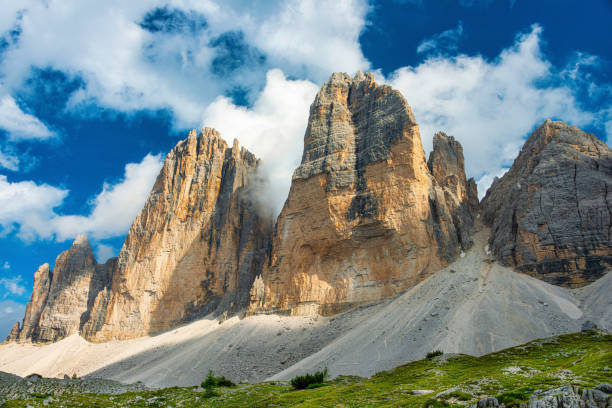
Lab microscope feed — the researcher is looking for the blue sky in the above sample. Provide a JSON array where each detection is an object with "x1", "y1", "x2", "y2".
[{"x1": 0, "y1": 0, "x2": 611, "y2": 338}]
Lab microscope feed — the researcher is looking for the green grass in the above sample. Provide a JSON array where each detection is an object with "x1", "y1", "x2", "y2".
[{"x1": 3, "y1": 331, "x2": 611, "y2": 408}]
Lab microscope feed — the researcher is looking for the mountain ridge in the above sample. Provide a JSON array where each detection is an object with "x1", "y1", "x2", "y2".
[{"x1": 4, "y1": 73, "x2": 610, "y2": 352}]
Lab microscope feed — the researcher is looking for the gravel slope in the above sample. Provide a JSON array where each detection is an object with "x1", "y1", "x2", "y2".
[
  {"x1": 269, "y1": 228, "x2": 595, "y2": 380},
  {"x1": 0, "y1": 228, "x2": 608, "y2": 388}
]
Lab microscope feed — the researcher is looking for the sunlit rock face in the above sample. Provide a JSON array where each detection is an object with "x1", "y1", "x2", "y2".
[
  {"x1": 8, "y1": 236, "x2": 114, "y2": 343},
  {"x1": 248, "y1": 72, "x2": 474, "y2": 316},
  {"x1": 84, "y1": 128, "x2": 272, "y2": 341},
  {"x1": 481, "y1": 120, "x2": 612, "y2": 287}
]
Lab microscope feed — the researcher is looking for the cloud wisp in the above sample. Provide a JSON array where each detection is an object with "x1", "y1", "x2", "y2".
[
  {"x1": 0, "y1": 95, "x2": 55, "y2": 142},
  {"x1": 202, "y1": 69, "x2": 319, "y2": 214},
  {"x1": 0, "y1": 275, "x2": 26, "y2": 297},
  {"x1": 417, "y1": 21, "x2": 464, "y2": 56},
  {"x1": 0, "y1": 153, "x2": 162, "y2": 242}
]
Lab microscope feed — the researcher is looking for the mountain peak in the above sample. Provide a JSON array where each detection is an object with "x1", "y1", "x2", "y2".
[{"x1": 73, "y1": 233, "x2": 90, "y2": 247}]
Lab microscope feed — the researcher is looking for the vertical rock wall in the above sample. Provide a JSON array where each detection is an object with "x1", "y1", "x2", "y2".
[
  {"x1": 84, "y1": 129, "x2": 271, "y2": 341},
  {"x1": 481, "y1": 120, "x2": 612, "y2": 287},
  {"x1": 248, "y1": 72, "x2": 474, "y2": 316}
]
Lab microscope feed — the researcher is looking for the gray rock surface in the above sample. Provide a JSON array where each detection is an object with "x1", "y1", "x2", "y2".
[
  {"x1": 428, "y1": 131, "x2": 479, "y2": 253},
  {"x1": 0, "y1": 371, "x2": 146, "y2": 405},
  {"x1": 481, "y1": 120, "x2": 612, "y2": 287},
  {"x1": 528, "y1": 385, "x2": 610, "y2": 408},
  {"x1": 6, "y1": 236, "x2": 114, "y2": 343}
]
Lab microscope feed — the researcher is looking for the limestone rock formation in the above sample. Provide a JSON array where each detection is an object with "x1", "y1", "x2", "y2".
[
  {"x1": 16, "y1": 263, "x2": 52, "y2": 342},
  {"x1": 4, "y1": 323, "x2": 19, "y2": 343},
  {"x1": 428, "y1": 131, "x2": 479, "y2": 250},
  {"x1": 481, "y1": 120, "x2": 612, "y2": 287},
  {"x1": 84, "y1": 128, "x2": 271, "y2": 341},
  {"x1": 6, "y1": 236, "x2": 114, "y2": 343},
  {"x1": 249, "y1": 72, "x2": 474, "y2": 316}
]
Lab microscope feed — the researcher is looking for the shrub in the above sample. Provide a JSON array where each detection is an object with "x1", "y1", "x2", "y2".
[
  {"x1": 447, "y1": 391, "x2": 473, "y2": 401},
  {"x1": 426, "y1": 350, "x2": 444, "y2": 359},
  {"x1": 496, "y1": 390, "x2": 530, "y2": 406},
  {"x1": 201, "y1": 370, "x2": 236, "y2": 389},
  {"x1": 290, "y1": 368, "x2": 328, "y2": 390}
]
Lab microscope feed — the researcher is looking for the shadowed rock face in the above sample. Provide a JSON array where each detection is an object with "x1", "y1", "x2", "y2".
[
  {"x1": 481, "y1": 120, "x2": 612, "y2": 287},
  {"x1": 84, "y1": 128, "x2": 272, "y2": 341},
  {"x1": 248, "y1": 72, "x2": 474, "y2": 316},
  {"x1": 6, "y1": 236, "x2": 114, "y2": 343},
  {"x1": 428, "y1": 131, "x2": 479, "y2": 252}
]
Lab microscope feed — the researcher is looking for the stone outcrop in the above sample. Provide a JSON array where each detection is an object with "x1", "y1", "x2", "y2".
[
  {"x1": 481, "y1": 120, "x2": 612, "y2": 287},
  {"x1": 248, "y1": 72, "x2": 474, "y2": 316},
  {"x1": 84, "y1": 128, "x2": 271, "y2": 341},
  {"x1": 4, "y1": 323, "x2": 20, "y2": 343},
  {"x1": 16, "y1": 263, "x2": 52, "y2": 342},
  {"x1": 7, "y1": 236, "x2": 114, "y2": 343},
  {"x1": 428, "y1": 131, "x2": 479, "y2": 250}
]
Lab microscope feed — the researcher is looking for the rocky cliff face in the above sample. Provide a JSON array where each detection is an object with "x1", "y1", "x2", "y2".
[
  {"x1": 16, "y1": 263, "x2": 52, "y2": 342},
  {"x1": 248, "y1": 72, "x2": 474, "y2": 316},
  {"x1": 428, "y1": 131, "x2": 479, "y2": 251},
  {"x1": 84, "y1": 128, "x2": 271, "y2": 341},
  {"x1": 7, "y1": 236, "x2": 113, "y2": 343},
  {"x1": 481, "y1": 120, "x2": 612, "y2": 287}
]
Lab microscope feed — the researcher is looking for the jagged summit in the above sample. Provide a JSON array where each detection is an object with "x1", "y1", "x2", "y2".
[
  {"x1": 249, "y1": 72, "x2": 475, "y2": 316},
  {"x1": 84, "y1": 127, "x2": 271, "y2": 341},
  {"x1": 72, "y1": 233, "x2": 90, "y2": 247},
  {"x1": 5, "y1": 75, "x2": 610, "y2": 347},
  {"x1": 482, "y1": 119, "x2": 612, "y2": 287}
]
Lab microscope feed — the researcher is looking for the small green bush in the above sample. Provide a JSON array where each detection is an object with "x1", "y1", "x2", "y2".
[
  {"x1": 202, "y1": 389, "x2": 219, "y2": 399},
  {"x1": 201, "y1": 370, "x2": 236, "y2": 389},
  {"x1": 447, "y1": 391, "x2": 473, "y2": 401},
  {"x1": 290, "y1": 368, "x2": 328, "y2": 390},
  {"x1": 426, "y1": 350, "x2": 444, "y2": 359},
  {"x1": 496, "y1": 390, "x2": 530, "y2": 406}
]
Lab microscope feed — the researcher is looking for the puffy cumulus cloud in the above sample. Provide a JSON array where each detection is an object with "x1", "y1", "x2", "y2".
[
  {"x1": 202, "y1": 69, "x2": 319, "y2": 215},
  {"x1": 0, "y1": 95, "x2": 55, "y2": 141},
  {"x1": 0, "y1": 300, "x2": 26, "y2": 340},
  {"x1": 0, "y1": 176, "x2": 68, "y2": 237},
  {"x1": 417, "y1": 21, "x2": 463, "y2": 55},
  {"x1": 0, "y1": 0, "x2": 369, "y2": 129},
  {"x1": 249, "y1": 0, "x2": 370, "y2": 80},
  {"x1": 2, "y1": 261, "x2": 10, "y2": 270},
  {"x1": 388, "y1": 24, "x2": 605, "y2": 197},
  {"x1": 0, "y1": 153, "x2": 162, "y2": 242}
]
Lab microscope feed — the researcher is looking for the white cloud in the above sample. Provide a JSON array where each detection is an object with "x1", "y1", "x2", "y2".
[
  {"x1": 0, "y1": 153, "x2": 163, "y2": 242},
  {"x1": 47, "y1": 154, "x2": 163, "y2": 241},
  {"x1": 0, "y1": 148, "x2": 19, "y2": 171},
  {"x1": 2, "y1": 261, "x2": 9, "y2": 270},
  {"x1": 0, "y1": 300, "x2": 26, "y2": 340},
  {"x1": 203, "y1": 69, "x2": 319, "y2": 214},
  {"x1": 417, "y1": 21, "x2": 463, "y2": 55},
  {"x1": 0, "y1": 0, "x2": 369, "y2": 128},
  {"x1": 389, "y1": 24, "x2": 603, "y2": 195},
  {"x1": 0, "y1": 275, "x2": 26, "y2": 297},
  {"x1": 0, "y1": 175, "x2": 68, "y2": 237},
  {"x1": 250, "y1": 0, "x2": 370, "y2": 80},
  {"x1": 0, "y1": 95, "x2": 55, "y2": 141}
]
